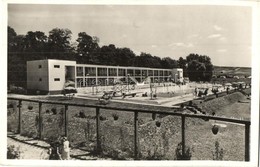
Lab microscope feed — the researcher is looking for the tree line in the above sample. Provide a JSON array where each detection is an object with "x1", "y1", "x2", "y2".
[{"x1": 8, "y1": 26, "x2": 213, "y2": 88}]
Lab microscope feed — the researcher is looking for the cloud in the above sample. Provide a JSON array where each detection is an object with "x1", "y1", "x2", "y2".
[
  {"x1": 188, "y1": 34, "x2": 199, "y2": 38},
  {"x1": 217, "y1": 49, "x2": 227, "y2": 52},
  {"x1": 219, "y1": 37, "x2": 227, "y2": 42},
  {"x1": 213, "y1": 25, "x2": 223, "y2": 31},
  {"x1": 208, "y1": 34, "x2": 222, "y2": 38},
  {"x1": 151, "y1": 45, "x2": 157, "y2": 48},
  {"x1": 168, "y1": 42, "x2": 194, "y2": 48}
]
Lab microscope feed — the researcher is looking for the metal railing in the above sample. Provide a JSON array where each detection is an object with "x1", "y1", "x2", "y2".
[{"x1": 7, "y1": 97, "x2": 250, "y2": 161}]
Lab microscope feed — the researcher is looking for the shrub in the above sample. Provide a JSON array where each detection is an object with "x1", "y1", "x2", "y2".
[
  {"x1": 212, "y1": 141, "x2": 224, "y2": 160},
  {"x1": 99, "y1": 115, "x2": 107, "y2": 121},
  {"x1": 155, "y1": 121, "x2": 161, "y2": 127},
  {"x1": 174, "y1": 142, "x2": 192, "y2": 160},
  {"x1": 46, "y1": 109, "x2": 50, "y2": 114},
  {"x1": 79, "y1": 111, "x2": 86, "y2": 118},
  {"x1": 112, "y1": 113, "x2": 119, "y2": 121},
  {"x1": 51, "y1": 108, "x2": 57, "y2": 115},
  {"x1": 28, "y1": 105, "x2": 33, "y2": 111},
  {"x1": 7, "y1": 145, "x2": 21, "y2": 159},
  {"x1": 59, "y1": 108, "x2": 64, "y2": 115},
  {"x1": 8, "y1": 103, "x2": 14, "y2": 109}
]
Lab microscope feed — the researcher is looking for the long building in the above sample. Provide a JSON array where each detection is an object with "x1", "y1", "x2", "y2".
[{"x1": 27, "y1": 59, "x2": 183, "y2": 94}]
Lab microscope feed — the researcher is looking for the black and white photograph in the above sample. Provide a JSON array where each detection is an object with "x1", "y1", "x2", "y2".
[{"x1": 1, "y1": 0, "x2": 259, "y2": 166}]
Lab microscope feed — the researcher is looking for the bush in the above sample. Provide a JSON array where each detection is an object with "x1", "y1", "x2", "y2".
[
  {"x1": 51, "y1": 108, "x2": 57, "y2": 115},
  {"x1": 112, "y1": 113, "x2": 119, "y2": 121},
  {"x1": 79, "y1": 111, "x2": 86, "y2": 118},
  {"x1": 8, "y1": 103, "x2": 14, "y2": 109},
  {"x1": 7, "y1": 145, "x2": 21, "y2": 159},
  {"x1": 99, "y1": 115, "x2": 107, "y2": 121},
  {"x1": 46, "y1": 109, "x2": 50, "y2": 114},
  {"x1": 155, "y1": 121, "x2": 161, "y2": 127},
  {"x1": 174, "y1": 142, "x2": 192, "y2": 160},
  {"x1": 59, "y1": 108, "x2": 64, "y2": 115},
  {"x1": 212, "y1": 141, "x2": 224, "y2": 160},
  {"x1": 28, "y1": 105, "x2": 33, "y2": 111}
]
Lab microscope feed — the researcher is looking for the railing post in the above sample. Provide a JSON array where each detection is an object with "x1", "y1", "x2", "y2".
[
  {"x1": 181, "y1": 115, "x2": 186, "y2": 157},
  {"x1": 17, "y1": 100, "x2": 22, "y2": 134},
  {"x1": 134, "y1": 111, "x2": 139, "y2": 160},
  {"x1": 245, "y1": 123, "x2": 250, "y2": 161},
  {"x1": 64, "y1": 105, "x2": 68, "y2": 137},
  {"x1": 38, "y1": 102, "x2": 42, "y2": 139},
  {"x1": 96, "y1": 107, "x2": 101, "y2": 153}
]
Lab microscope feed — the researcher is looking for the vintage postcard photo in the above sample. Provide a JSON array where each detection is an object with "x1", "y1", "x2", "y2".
[{"x1": 1, "y1": 0, "x2": 259, "y2": 167}]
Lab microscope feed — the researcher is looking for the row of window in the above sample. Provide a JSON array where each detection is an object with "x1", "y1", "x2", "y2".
[{"x1": 76, "y1": 67, "x2": 172, "y2": 77}]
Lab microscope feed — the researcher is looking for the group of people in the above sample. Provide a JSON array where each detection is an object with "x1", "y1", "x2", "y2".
[{"x1": 48, "y1": 136, "x2": 70, "y2": 160}]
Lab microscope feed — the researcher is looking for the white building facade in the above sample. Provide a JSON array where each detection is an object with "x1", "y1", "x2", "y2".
[{"x1": 27, "y1": 59, "x2": 183, "y2": 94}]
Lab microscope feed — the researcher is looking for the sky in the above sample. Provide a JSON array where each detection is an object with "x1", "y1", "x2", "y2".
[{"x1": 8, "y1": 4, "x2": 252, "y2": 67}]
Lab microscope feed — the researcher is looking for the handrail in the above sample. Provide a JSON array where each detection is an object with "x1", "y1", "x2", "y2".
[
  {"x1": 7, "y1": 96, "x2": 250, "y2": 161},
  {"x1": 7, "y1": 97, "x2": 250, "y2": 125}
]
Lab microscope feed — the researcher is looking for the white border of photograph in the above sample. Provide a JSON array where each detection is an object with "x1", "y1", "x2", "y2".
[{"x1": 0, "y1": 0, "x2": 259, "y2": 167}]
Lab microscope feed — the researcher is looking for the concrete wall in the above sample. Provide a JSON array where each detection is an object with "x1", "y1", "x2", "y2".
[
  {"x1": 27, "y1": 60, "x2": 49, "y2": 91},
  {"x1": 172, "y1": 68, "x2": 183, "y2": 82},
  {"x1": 48, "y1": 60, "x2": 76, "y2": 91},
  {"x1": 27, "y1": 59, "x2": 76, "y2": 93}
]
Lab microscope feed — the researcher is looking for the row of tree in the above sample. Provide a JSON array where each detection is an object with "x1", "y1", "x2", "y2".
[{"x1": 8, "y1": 26, "x2": 213, "y2": 88}]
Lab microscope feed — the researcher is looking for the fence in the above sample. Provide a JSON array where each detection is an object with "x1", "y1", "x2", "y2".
[{"x1": 7, "y1": 97, "x2": 250, "y2": 161}]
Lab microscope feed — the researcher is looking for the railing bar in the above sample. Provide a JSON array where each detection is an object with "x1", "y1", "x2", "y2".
[
  {"x1": 7, "y1": 97, "x2": 250, "y2": 125},
  {"x1": 96, "y1": 107, "x2": 101, "y2": 154},
  {"x1": 64, "y1": 105, "x2": 68, "y2": 137},
  {"x1": 181, "y1": 115, "x2": 185, "y2": 158},
  {"x1": 245, "y1": 123, "x2": 250, "y2": 161},
  {"x1": 38, "y1": 102, "x2": 42, "y2": 139},
  {"x1": 18, "y1": 100, "x2": 22, "y2": 134},
  {"x1": 134, "y1": 111, "x2": 139, "y2": 160}
]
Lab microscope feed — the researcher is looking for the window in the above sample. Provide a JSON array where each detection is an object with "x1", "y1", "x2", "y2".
[
  {"x1": 76, "y1": 67, "x2": 84, "y2": 76},
  {"x1": 54, "y1": 65, "x2": 60, "y2": 68},
  {"x1": 38, "y1": 65, "x2": 42, "y2": 69},
  {"x1": 39, "y1": 78, "x2": 42, "y2": 81},
  {"x1": 54, "y1": 78, "x2": 60, "y2": 81}
]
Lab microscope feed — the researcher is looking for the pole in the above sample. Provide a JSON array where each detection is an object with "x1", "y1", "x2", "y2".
[
  {"x1": 181, "y1": 115, "x2": 186, "y2": 158},
  {"x1": 245, "y1": 123, "x2": 250, "y2": 161},
  {"x1": 134, "y1": 111, "x2": 139, "y2": 159},
  {"x1": 96, "y1": 107, "x2": 101, "y2": 153},
  {"x1": 18, "y1": 100, "x2": 22, "y2": 134},
  {"x1": 64, "y1": 105, "x2": 68, "y2": 137},
  {"x1": 38, "y1": 102, "x2": 42, "y2": 139}
]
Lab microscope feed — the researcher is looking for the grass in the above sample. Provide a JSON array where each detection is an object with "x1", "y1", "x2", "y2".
[{"x1": 7, "y1": 91, "x2": 250, "y2": 160}]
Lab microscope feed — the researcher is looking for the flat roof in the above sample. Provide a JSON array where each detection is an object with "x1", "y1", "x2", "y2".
[{"x1": 27, "y1": 59, "x2": 182, "y2": 71}]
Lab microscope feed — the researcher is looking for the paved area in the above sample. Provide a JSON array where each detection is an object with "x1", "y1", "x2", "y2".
[{"x1": 7, "y1": 133, "x2": 110, "y2": 160}]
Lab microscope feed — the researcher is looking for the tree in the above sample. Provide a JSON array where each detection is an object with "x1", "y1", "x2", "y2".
[
  {"x1": 186, "y1": 54, "x2": 214, "y2": 81},
  {"x1": 115, "y1": 47, "x2": 136, "y2": 66},
  {"x1": 48, "y1": 28, "x2": 72, "y2": 59},
  {"x1": 98, "y1": 44, "x2": 117, "y2": 65},
  {"x1": 134, "y1": 53, "x2": 162, "y2": 68},
  {"x1": 23, "y1": 31, "x2": 48, "y2": 52},
  {"x1": 161, "y1": 57, "x2": 178, "y2": 69},
  {"x1": 178, "y1": 57, "x2": 187, "y2": 76},
  {"x1": 76, "y1": 32, "x2": 100, "y2": 63}
]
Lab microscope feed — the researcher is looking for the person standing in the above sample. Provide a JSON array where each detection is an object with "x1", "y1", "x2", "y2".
[{"x1": 61, "y1": 137, "x2": 70, "y2": 160}]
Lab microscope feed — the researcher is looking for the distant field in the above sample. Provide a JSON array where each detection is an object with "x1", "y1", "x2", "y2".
[{"x1": 213, "y1": 66, "x2": 251, "y2": 77}]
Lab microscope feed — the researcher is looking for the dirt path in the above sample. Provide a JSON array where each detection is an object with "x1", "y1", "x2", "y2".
[
  {"x1": 7, "y1": 137, "x2": 49, "y2": 159},
  {"x1": 7, "y1": 133, "x2": 110, "y2": 160}
]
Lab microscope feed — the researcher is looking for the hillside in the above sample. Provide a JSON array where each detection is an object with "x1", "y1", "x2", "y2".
[{"x1": 213, "y1": 66, "x2": 251, "y2": 77}]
